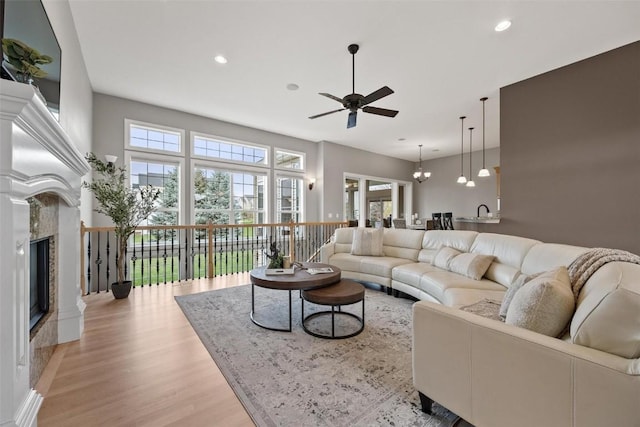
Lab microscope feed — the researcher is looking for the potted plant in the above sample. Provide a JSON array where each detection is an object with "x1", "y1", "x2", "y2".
[
  {"x1": 1, "y1": 38, "x2": 53, "y2": 84},
  {"x1": 82, "y1": 153, "x2": 160, "y2": 298}
]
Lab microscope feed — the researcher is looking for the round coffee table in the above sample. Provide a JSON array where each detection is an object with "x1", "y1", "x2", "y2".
[
  {"x1": 249, "y1": 263, "x2": 341, "y2": 332},
  {"x1": 301, "y1": 279, "x2": 365, "y2": 339}
]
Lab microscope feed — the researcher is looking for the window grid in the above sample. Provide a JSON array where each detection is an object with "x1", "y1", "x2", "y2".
[
  {"x1": 194, "y1": 166, "x2": 266, "y2": 227},
  {"x1": 130, "y1": 125, "x2": 181, "y2": 153},
  {"x1": 130, "y1": 160, "x2": 180, "y2": 225},
  {"x1": 193, "y1": 135, "x2": 267, "y2": 165}
]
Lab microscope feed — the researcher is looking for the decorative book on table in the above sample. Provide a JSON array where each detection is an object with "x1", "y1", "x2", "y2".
[
  {"x1": 265, "y1": 268, "x2": 295, "y2": 275},
  {"x1": 306, "y1": 267, "x2": 334, "y2": 275}
]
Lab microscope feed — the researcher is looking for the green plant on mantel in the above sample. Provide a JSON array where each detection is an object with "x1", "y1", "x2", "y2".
[
  {"x1": 1, "y1": 38, "x2": 52, "y2": 83},
  {"x1": 82, "y1": 153, "x2": 160, "y2": 285}
]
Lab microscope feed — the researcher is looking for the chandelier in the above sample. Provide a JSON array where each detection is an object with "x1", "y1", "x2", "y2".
[{"x1": 413, "y1": 144, "x2": 431, "y2": 183}]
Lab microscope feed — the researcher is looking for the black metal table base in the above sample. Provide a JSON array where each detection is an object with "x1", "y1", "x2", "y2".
[
  {"x1": 301, "y1": 299, "x2": 365, "y2": 339},
  {"x1": 250, "y1": 284, "x2": 293, "y2": 332}
]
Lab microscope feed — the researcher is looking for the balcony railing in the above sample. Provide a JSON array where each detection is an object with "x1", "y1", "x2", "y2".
[{"x1": 80, "y1": 221, "x2": 347, "y2": 295}]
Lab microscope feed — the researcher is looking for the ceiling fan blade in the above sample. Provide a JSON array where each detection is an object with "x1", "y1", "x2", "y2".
[
  {"x1": 362, "y1": 106, "x2": 399, "y2": 117},
  {"x1": 362, "y1": 86, "x2": 394, "y2": 106},
  {"x1": 308, "y1": 108, "x2": 345, "y2": 119},
  {"x1": 347, "y1": 111, "x2": 357, "y2": 129},
  {"x1": 319, "y1": 93, "x2": 344, "y2": 104}
]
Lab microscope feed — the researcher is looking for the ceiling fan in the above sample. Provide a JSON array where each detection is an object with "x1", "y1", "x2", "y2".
[{"x1": 309, "y1": 44, "x2": 399, "y2": 129}]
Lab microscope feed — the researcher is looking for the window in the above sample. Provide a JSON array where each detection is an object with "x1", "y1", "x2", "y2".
[
  {"x1": 130, "y1": 159, "x2": 180, "y2": 225},
  {"x1": 276, "y1": 176, "x2": 303, "y2": 223},
  {"x1": 275, "y1": 149, "x2": 304, "y2": 171},
  {"x1": 193, "y1": 166, "x2": 265, "y2": 226},
  {"x1": 192, "y1": 133, "x2": 267, "y2": 166},
  {"x1": 126, "y1": 120, "x2": 183, "y2": 154}
]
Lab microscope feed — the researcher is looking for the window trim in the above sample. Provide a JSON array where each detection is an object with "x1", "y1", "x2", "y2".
[
  {"x1": 124, "y1": 150, "x2": 185, "y2": 225},
  {"x1": 125, "y1": 119, "x2": 186, "y2": 156},
  {"x1": 274, "y1": 147, "x2": 306, "y2": 172},
  {"x1": 190, "y1": 131, "x2": 270, "y2": 168}
]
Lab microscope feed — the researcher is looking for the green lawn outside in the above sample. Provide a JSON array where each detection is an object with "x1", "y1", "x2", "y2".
[{"x1": 129, "y1": 250, "x2": 260, "y2": 286}]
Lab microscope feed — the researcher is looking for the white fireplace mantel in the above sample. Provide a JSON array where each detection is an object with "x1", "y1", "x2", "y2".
[{"x1": 0, "y1": 80, "x2": 89, "y2": 427}]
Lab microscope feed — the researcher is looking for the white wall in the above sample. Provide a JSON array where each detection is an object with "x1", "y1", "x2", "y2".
[
  {"x1": 414, "y1": 148, "x2": 500, "y2": 219},
  {"x1": 42, "y1": 0, "x2": 93, "y2": 222}
]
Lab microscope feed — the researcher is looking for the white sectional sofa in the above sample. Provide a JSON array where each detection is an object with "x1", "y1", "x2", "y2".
[{"x1": 320, "y1": 227, "x2": 640, "y2": 427}]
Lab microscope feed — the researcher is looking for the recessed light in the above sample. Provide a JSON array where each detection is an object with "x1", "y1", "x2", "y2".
[
  {"x1": 432, "y1": 149, "x2": 440, "y2": 152},
  {"x1": 398, "y1": 138, "x2": 406, "y2": 141},
  {"x1": 495, "y1": 20, "x2": 511, "y2": 32},
  {"x1": 214, "y1": 55, "x2": 228, "y2": 64},
  {"x1": 286, "y1": 83, "x2": 299, "y2": 91}
]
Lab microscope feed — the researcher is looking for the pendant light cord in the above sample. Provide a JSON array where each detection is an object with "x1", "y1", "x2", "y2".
[
  {"x1": 468, "y1": 127, "x2": 474, "y2": 178},
  {"x1": 460, "y1": 116, "x2": 466, "y2": 176},
  {"x1": 481, "y1": 97, "x2": 487, "y2": 168}
]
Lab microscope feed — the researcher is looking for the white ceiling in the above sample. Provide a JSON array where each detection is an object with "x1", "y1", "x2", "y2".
[{"x1": 68, "y1": 1, "x2": 640, "y2": 162}]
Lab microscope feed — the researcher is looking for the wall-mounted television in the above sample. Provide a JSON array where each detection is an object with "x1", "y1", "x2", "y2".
[{"x1": 0, "y1": 0, "x2": 62, "y2": 117}]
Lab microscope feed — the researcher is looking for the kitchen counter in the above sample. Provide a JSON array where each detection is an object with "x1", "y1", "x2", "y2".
[{"x1": 454, "y1": 216, "x2": 501, "y2": 224}]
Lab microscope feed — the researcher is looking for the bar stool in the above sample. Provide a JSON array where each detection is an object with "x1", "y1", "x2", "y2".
[
  {"x1": 432, "y1": 213, "x2": 444, "y2": 230},
  {"x1": 443, "y1": 212, "x2": 454, "y2": 230}
]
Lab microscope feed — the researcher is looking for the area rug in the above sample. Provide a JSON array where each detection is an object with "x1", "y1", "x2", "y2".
[{"x1": 175, "y1": 285, "x2": 460, "y2": 426}]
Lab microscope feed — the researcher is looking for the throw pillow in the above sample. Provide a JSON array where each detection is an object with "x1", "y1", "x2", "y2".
[
  {"x1": 448, "y1": 252, "x2": 495, "y2": 280},
  {"x1": 431, "y1": 246, "x2": 462, "y2": 269},
  {"x1": 499, "y1": 274, "x2": 529, "y2": 320},
  {"x1": 350, "y1": 227, "x2": 384, "y2": 256},
  {"x1": 505, "y1": 267, "x2": 575, "y2": 337}
]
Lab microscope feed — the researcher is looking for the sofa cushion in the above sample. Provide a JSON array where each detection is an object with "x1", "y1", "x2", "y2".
[
  {"x1": 327, "y1": 253, "x2": 363, "y2": 272},
  {"x1": 392, "y1": 262, "x2": 440, "y2": 288},
  {"x1": 442, "y1": 288, "x2": 507, "y2": 309},
  {"x1": 570, "y1": 262, "x2": 640, "y2": 359},
  {"x1": 351, "y1": 227, "x2": 384, "y2": 256},
  {"x1": 448, "y1": 253, "x2": 495, "y2": 280},
  {"x1": 470, "y1": 233, "x2": 541, "y2": 287},
  {"x1": 520, "y1": 243, "x2": 588, "y2": 276},
  {"x1": 505, "y1": 267, "x2": 575, "y2": 337},
  {"x1": 418, "y1": 230, "x2": 478, "y2": 263},
  {"x1": 333, "y1": 227, "x2": 354, "y2": 254},
  {"x1": 431, "y1": 246, "x2": 462, "y2": 270},
  {"x1": 360, "y1": 256, "x2": 414, "y2": 279},
  {"x1": 420, "y1": 270, "x2": 506, "y2": 303},
  {"x1": 383, "y1": 228, "x2": 424, "y2": 261}
]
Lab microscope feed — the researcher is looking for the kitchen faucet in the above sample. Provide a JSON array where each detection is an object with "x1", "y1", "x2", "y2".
[{"x1": 477, "y1": 204, "x2": 490, "y2": 217}]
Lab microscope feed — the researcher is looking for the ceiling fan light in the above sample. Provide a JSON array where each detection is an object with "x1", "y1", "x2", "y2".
[
  {"x1": 478, "y1": 168, "x2": 490, "y2": 177},
  {"x1": 457, "y1": 175, "x2": 467, "y2": 184},
  {"x1": 466, "y1": 180, "x2": 476, "y2": 188}
]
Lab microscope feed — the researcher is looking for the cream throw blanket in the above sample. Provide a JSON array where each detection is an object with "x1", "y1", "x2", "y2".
[{"x1": 567, "y1": 248, "x2": 640, "y2": 300}]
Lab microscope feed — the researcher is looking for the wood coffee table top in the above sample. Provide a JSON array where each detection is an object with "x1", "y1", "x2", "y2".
[
  {"x1": 301, "y1": 279, "x2": 365, "y2": 306},
  {"x1": 250, "y1": 262, "x2": 341, "y2": 290}
]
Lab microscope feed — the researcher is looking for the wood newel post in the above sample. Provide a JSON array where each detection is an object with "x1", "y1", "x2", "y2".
[
  {"x1": 80, "y1": 220, "x2": 86, "y2": 295},
  {"x1": 207, "y1": 221, "x2": 214, "y2": 278},
  {"x1": 289, "y1": 220, "x2": 295, "y2": 261}
]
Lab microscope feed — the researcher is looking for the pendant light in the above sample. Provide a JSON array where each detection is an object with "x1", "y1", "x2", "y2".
[
  {"x1": 466, "y1": 127, "x2": 476, "y2": 187},
  {"x1": 413, "y1": 144, "x2": 431, "y2": 183},
  {"x1": 478, "y1": 97, "x2": 490, "y2": 177},
  {"x1": 456, "y1": 116, "x2": 467, "y2": 184}
]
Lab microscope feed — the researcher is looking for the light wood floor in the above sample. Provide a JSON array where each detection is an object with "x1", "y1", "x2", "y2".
[{"x1": 36, "y1": 275, "x2": 255, "y2": 427}]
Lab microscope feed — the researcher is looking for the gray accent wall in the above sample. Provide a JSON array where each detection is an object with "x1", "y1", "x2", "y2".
[{"x1": 498, "y1": 41, "x2": 640, "y2": 254}]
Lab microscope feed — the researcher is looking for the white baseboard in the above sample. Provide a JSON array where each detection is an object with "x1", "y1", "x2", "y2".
[{"x1": 12, "y1": 389, "x2": 43, "y2": 427}]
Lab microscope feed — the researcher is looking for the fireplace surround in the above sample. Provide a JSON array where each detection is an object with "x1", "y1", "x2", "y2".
[{"x1": 0, "y1": 80, "x2": 89, "y2": 426}]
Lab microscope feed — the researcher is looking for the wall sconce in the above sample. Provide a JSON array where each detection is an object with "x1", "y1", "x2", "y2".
[
  {"x1": 104, "y1": 155, "x2": 118, "y2": 167},
  {"x1": 308, "y1": 178, "x2": 316, "y2": 190}
]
